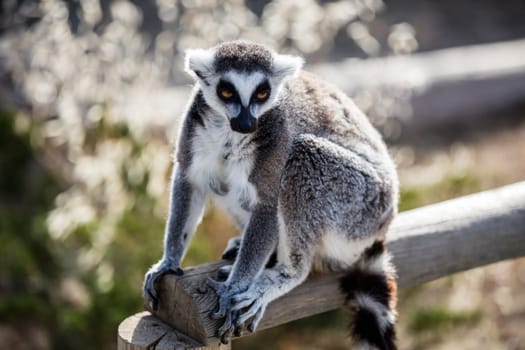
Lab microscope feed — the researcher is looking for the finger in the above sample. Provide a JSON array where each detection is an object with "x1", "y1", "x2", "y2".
[
  {"x1": 220, "y1": 330, "x2": 231, "y2": 345},
  {"x1": 231, "y1": 296, "x2": 255, "y2": 311},
  {"x1": 247, "y1": 306, "x2": 266, "y2": 333},
  {"x1": 218, "y1": 312, "x2": 234, "y2": 335},
  {"x1": 145, "y1": 287, "x2": 159, "y2": 309},
  {"x1": 206, "y1": 277, "x2": 222, "y2": 292},
  {"x1": 233, "y1": 324, "x2": 243, "y2": 337},
  {"x1": 236, "y1": 301, "x2": 261, "y2": 326},
  {"x1": 144, "y1": 275, "x2": 160, "y2": 310},
  {"x1": 217, "y1": 310, "x2": 236, "y2": 343},
  {"x1": 211, "y1": 300, "x2": 227, "y2": 319}
]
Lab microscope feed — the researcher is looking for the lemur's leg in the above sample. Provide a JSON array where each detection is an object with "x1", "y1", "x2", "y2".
[
  {"x1": 286, "y1": 134, "x2": 397, "y2": 350},
  {"x1": 210, "y1": 223, "x2": 315, "y2": 342},
  {"x1": 144, "y1": 165, "x2": 206, "y2": 309},
  {"x1": 224, "y1": 222, "x2": 316, "y2": 334},
  {"x1": 220, "y1": 234, "x2": 277, "y2": 279},
  {"x1": 221, "y1": 236, "x2": 242, "y2": 260},
  {"x1": 220, "y1": 210, "x2": 278, "y2": 279},
  {"x1": 283, "y1": 134, "x2": 398, "y2": 350},
  {"x1": 221, "y1": 203, "x2": 251, "y2": 260},
  {"x1": 208, "y1": 200, "x2": 287, "y2": 342}
]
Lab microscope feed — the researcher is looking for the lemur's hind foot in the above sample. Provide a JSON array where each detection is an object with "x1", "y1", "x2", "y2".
[{"x1": 222, "y1": 236, "x2": 242, "y2": 261}]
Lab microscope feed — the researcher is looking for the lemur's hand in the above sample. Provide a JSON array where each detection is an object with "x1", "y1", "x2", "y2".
[
  {"x1": 143, "y1": 258, "x2": 183, "y2": 311},
  {"x1": 207, "y1": 277, "x2": 268, "y2": 344}
]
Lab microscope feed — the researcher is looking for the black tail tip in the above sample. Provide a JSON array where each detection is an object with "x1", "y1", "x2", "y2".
[{"x1": 350, "y1": 307, "x2": 397, "y2": 350}]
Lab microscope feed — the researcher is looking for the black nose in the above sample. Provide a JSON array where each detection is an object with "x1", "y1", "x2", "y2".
[
  {"x1": 230, "y1": 116, "x2": 257, "y2": 133},
  {"x1": 230, "y1": 108, "x2": 257, "y2": 133}
]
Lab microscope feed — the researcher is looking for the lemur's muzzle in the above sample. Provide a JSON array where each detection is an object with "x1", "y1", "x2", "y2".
[{"x1": 230, "y1": 106, "x2": 257, "y2": 134}]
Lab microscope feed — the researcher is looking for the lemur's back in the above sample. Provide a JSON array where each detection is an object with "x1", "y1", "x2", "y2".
[
  {"x1": 280, "y1": 72, "x2": 389, "y2": 153},
  {"x1": 271, "y1": 71, "x2": 397, "y2": 191}
]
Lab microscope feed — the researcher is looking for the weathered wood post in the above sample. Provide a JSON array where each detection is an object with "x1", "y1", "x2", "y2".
[
  {"x1": 118, "y1": 312, "x2": 231, "y2": 350},
  {"x1": 118, "y1": 181, "x2": 525, "y2": 349}
]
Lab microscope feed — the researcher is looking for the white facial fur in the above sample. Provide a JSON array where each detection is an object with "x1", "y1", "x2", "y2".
[
  {"x1": 184, "y1": 46, "x2": 304, "y2": 122},
  {"x1": 224, "y1": 71, "x2": 266, "y2": 107}
]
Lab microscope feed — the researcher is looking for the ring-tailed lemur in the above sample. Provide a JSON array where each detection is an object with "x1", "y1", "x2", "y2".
[{"x1": 144, "y1": 41, "x2": 399, "y2": 350}]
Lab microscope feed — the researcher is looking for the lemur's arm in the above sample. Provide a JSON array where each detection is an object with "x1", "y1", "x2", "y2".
[
  {"x1": 208, "y1": 137, "x2": 285, "y2": 337},
  {"x1": 143, "y1": 105, "x2": 207, "y2": 309},
  {"x1": 143, "y1": 163, "x2": 206, "y2": 309},
  {"x1": 163, "y1": 164, "x2": 207, "y2": 269},
  {"x1": 228, "y1": 204, "x2": 279, "y2": 282},
  {"x1": 207, "y1": 203, "x2": 279, "y2": 335}
]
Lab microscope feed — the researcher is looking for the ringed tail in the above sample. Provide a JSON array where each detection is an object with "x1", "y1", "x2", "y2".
[{"x1": 340, "y1": 241, "x2": 398, "y2": 350}]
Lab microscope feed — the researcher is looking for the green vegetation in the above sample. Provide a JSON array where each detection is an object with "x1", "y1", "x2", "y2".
[
  {"x1": 399, "y1": 173, "x2": 480, "y2": 211},
  {"x1": 0, "y1": 107, "x2": 221, "y2": 350},
  {"x1": 0, "y1": 110, "x2": 61, "y2": 319},
  {"x1": 405, "y1": 306, "x2": 483, "y2": 350},
  {"x1": 408, "y1": 306, "x2": 482, "y2": 334}
]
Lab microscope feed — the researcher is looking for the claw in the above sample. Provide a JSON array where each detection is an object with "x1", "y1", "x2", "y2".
[
  {"x1": 143, "y1": 260, "x2": 182, "y2": 312},
  {"x1": 218, "y1": 314, "x2": 232, "y2": 334},
  {"x1": 217, "y1": 309, "x2": 239, "y2": 343},
  {"x1": 220, "y1": 331, "x2": 231, "y2": 345},
  {"x1": 146, "y1": 288, "x2": 159, "y2": 311},
  {"x1": 234, "y1": 325, "x2": 243, "y2": 337}
]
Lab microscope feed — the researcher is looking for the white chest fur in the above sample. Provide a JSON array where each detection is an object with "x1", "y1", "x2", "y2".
[{"x1": 187, "y1": 114, "x2": 258, "y2": 226}]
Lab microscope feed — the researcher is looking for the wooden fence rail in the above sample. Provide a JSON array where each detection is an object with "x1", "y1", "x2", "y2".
[{"x1": 118, "y1": 181, "x2": 525, "y2": 350}]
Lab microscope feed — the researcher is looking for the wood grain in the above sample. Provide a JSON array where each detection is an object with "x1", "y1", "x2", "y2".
[
  {"x1": 117, "y1": 312, "x2": 231, "y2": 350},
  {"x1": 124, "y1": 181, "x2": 525, "y2": 348}
]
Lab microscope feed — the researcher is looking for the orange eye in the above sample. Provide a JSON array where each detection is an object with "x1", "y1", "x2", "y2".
[
  {"x1": 220, "y1": 90, "x2": 233, "y2": 98},
  {"x1": 256, "y1": 91, "x2": 269, "y2": 100}
]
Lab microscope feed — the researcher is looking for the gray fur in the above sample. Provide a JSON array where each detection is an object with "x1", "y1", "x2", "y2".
[
  {"x1": 144, "y1": 41, "x2": 399, "y2": 345},
  {"x1": 214, "y1": 40, "x2": 273, "y2": 73}
]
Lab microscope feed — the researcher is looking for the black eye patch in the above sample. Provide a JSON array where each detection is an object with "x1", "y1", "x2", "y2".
[
  {"x1": 217, "y1": 80, "x2": 239, "y2": 102},
  {"x1": 251, "y1": 80, "x2": 271, "y2": 103}
]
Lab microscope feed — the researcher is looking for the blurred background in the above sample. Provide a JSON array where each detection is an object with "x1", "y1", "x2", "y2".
[{"x1": 1, "y1": 0, "x2": 525, "y2": 349}]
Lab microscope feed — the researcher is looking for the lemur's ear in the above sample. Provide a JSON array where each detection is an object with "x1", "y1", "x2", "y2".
[
  {"x1": 184, "y1": 48, "x2": 215, "y2": 81},
  {"x1": 272, "y1": 53, "x2": 304, "y2": 81}
]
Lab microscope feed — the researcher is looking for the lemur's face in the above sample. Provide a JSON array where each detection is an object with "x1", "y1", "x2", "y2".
[
  {"x1": 213, "y1": 71, "x2": 271, "y2": 133},
  {"x1": 201, "y1": 70, "x2": 278, "y2": 134},
  {"x1": 184, "y1": 41, "x2": 303, "y2": 134}
]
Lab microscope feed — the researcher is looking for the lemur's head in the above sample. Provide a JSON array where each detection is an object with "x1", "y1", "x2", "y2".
[{"x1": 185, "y1": 41, "x2": 303, "y2": 134}]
